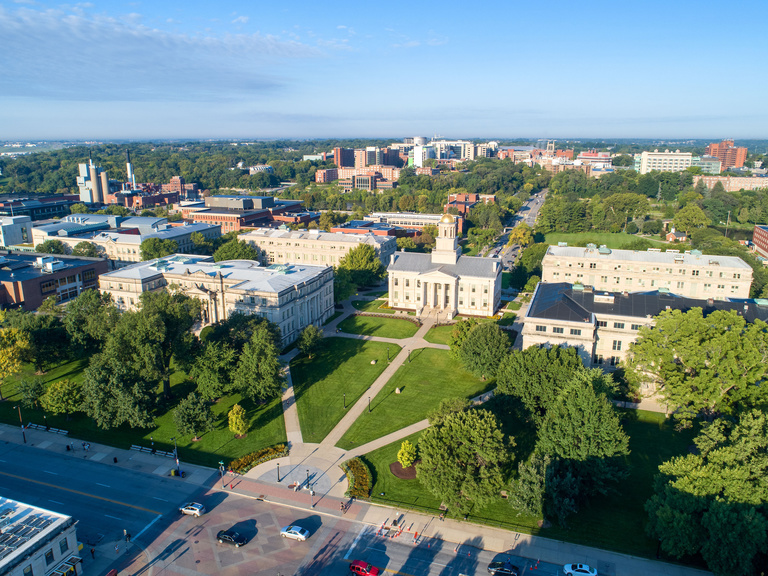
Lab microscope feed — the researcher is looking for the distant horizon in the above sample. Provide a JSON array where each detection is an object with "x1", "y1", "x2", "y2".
[{"x1": 2, "y1": 0, "x2": 766, "y2": 140}]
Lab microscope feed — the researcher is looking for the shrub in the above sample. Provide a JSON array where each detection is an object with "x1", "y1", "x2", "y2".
[
  {"x1": 228, "y1": 443, "x2": 288, "y2": 474},
  {"x1": 341, "y1": 456, "x2": 372, "y2": 499}
]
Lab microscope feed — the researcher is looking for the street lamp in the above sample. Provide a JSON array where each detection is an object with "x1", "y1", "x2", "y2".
[
  {"x1": 408, "y1": 349, "x2": 411, "y2": 363},
  {"x1": 150, "y1": 435, "x2": 155, "y2": 454},
  {"x1": 43, "y1": 414, "x2": 48, "y2": 431},
  {"x1": 171, "y1": 437, "x2": 180, "y2": 475},
  {"x1": 368, "y1": 396, "x2": 371, "y2": 413},
  {"x1": 219, "y1": 461, "x2": 226, "y2": 487},
  {"x1": 13, "y1": 406, "x2": 25, "y2": 444},
  {"x1": 276, "y1": 462, "x2": 281, "y2": 483},
  {"x1": 343, "y1": 393, "x2": 346, "y2": 409},
  {"x1": 387, "y1": 346, "x2": 390, "y2": 362}
]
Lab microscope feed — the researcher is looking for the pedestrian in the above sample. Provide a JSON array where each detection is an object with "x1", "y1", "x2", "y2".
[
  {"x1": 90, "y1": 548, "x2": 95, "y2": 559},
  {"x1": 123, "y1": 529, "x2": 127, "y2": 540},
  {"x1": 70, "y1": 442, "x2": 74, "y2": 452},
  {"x1": 85, "y1": 443, "x2": 90, "y2": 451},
  {"x1": 126, "y1": 533, "x2": 131, "y2": 543},
  {"x1": 439, "y1": 513, "x2": 444, "y2": 521},
  {"x1": 114, "y1": 544, "x2": 119, "y2": 554},
  {"x1": 82, "y1": 442, "x2": 86, "y2": 451}
]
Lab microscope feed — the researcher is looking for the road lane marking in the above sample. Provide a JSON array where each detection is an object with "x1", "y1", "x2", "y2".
[
  {"x1": 48, "y1": 500, "x2": 64, "y2": 505},
  {"x1": 96, "y1": 483, "x2": 111, "y2": 487},
  {"x1": 44, "y1": 470, "x2": 58, "y2": 475},
  {"x1": 134, "y1": 514, "x2": 163, "y2": 540},
  {"x1": 104, "y1": 514, "x2": 123, "y2": 521},
  {"x1": 344, "y1": 525, "x2": 370, "y2": 560},
  {"x1": 152, "y1": 497, "x2": 168, "y2": 502},
  {"x1": 0, "y1": 470, "x2": 160, "y2": 514}
]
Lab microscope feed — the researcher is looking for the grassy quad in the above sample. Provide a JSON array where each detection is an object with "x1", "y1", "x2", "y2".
[
  {"x1": 361, "y1": 407, "x2": 696, "y2": 559},
  {"x1": 0, "y1": 359, "x2": 286, "y2": 468},
  {"x1": 423, "y1": 324, "x2": 453, "y2": 345},
  {"x1": 336, "y1": 348, "x2": 493, "y2": 450},
  {"x1": 337, "y1": 315, "x2": 419, "y2": 339},
  {"x1": 290, "y1": 337, "x2": 401, "y2": 444},
  {"x1": 543, "y1": 231, "x2": 668, "y2": 249},
  {"x1": 351, "y1": 299, "x2": 396, "y2": 314}
]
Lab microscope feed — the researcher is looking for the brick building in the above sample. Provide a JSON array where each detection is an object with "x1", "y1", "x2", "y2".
[
  {"x1": 753, "y1": 225, "x2": 768, "y2": 259},
  {"x1": 705, "y1": 140, "x2": 747, "y2": 170},
  {"x1": 692, "y1": 174, "x2": 768, "y2": 192}
]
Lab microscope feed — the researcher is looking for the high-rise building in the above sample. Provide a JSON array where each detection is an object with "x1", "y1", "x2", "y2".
[
  {"x1": 705, "y1": 140, "x2": 747, "y2": 170},
  {"x1": 333, "y1": 147, "x2": 355, "y2": 168},
  {"x1": 633, "y1": 150, "x2": 693, "y2": 174}
]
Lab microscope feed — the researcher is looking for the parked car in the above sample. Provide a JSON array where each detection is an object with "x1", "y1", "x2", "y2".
[
  {"x1": 563, "y1": 564, "x2": 597, "y2": 576},
  {"x1": 216, "y1": 529, "x2": 247, "y2": 547},
  {"x1": 350, "y1": 560, "x2": 380, "y2": 575},
  {"x1": 280, "y1": 525, "x2": 310, "y2": 541},
  {"x1": 487, "y1": 560, "x2": 519, "y2": 575},
  {"x1": 178, "y1": 502, "x2": 206, "y2": 517}
]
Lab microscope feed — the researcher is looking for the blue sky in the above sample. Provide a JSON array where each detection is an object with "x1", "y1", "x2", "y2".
[{"x1": 1, "y1": 0, "x2": 766, "y2": 140}]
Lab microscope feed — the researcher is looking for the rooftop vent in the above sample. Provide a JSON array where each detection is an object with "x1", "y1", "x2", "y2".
[
  {"x1": 586, "y1": 243, "x2": 597, "y2": 250},
  {"x1": 647, "y1": 248, "x2": 662, "y2": 252},
  {"x1": 598, "y1": 245, "x2": 611, "y2": 255},
  {"x1": 755, "y1": 298, "x2": 768, "y2": 307},
  {"x1": 557, "y1": 242, "x2": 568, "y2": 247},
  {"x1": 594, "y1": 293, "x2": 615, "y2": 304},
  {"x1": 691, "y1": 249, "x2": 702, "y2": 257},
  {"x1": 572, "y1": 283, "x2": 584, "y2": 291}
]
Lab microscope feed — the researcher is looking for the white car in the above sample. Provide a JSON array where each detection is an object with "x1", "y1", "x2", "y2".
[
  {"x1": 563, "y1": 564, "x2": 597, "y2": 576},
  {"x1": 179, "y1": 502, "x2": 206, "y2": 517},
  {"x1": 280, "y1": 525, "x2": 310, "y2": 541}
]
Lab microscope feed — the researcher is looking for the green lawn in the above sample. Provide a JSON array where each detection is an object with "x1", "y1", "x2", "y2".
[
  {"x1": 337, "y1": 315, "x2": 419, "y2": 339},
  {"x1": 0, "y1": 359, "x2": 286, "y2": 468},
  {"x1": 502, "y1": 272, "x2": 512, "y2": 289},
  {"x1": 423, "y1": 324, "x2": 453, "y2": 345},
  {"x1": 361, "y1": 405, "x2": 697, "y2": 559},
  {"x1": 323, "y1": 310, "x2": 345, "y2": 325},
  {"x1": 290, "y1": 338, "x2": 401, "y2": 444},
  {"x1": 506, "y1": 301, "x2": 522, "y2": 311},
  {"x1": 544, "y1": 232, "x2": 668, "y2": 249},
  {"x1": 351, "y1": 300, "x2": 396, "y2": 314},
  {"x1": 497, "y1": 312, "x2": 516, "y2": 326},
  {"x1": 336, "y1": 348, "x2": 493, "y2": 450}
]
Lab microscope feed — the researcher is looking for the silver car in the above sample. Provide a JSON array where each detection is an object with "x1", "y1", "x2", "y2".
[
  {"x1": 179, "y1": 502, "x2": 206, "y2": 517},
  {"x1": 280, "y1": 525, "x2": 310, "y2": 541}
]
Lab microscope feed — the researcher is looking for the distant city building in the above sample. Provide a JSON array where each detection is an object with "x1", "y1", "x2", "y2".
[
  {"x1": 333, "y1": 147, "x2": 356, "y2": 168},
  {"x1": 99, "y1": 255, "x2": 334, "y2": 345},
  {"x1": 0, "y1": 216, "x2": 32, "y2": 248},
  {"x1": 575, "y1": 150, "x2": 613, "y2": 168},
  {"x1": 387, "y1": 214, "x2": 501, "y2": 320},
  {"x1": 444, "y1": 193, "x2": 495, "y2": 216},
  {"x1": 364, "y1": 212, "x2": 465, "y2": 232},
  {"x1": 162, "y1": 176, "x2": 199, "y2": 198},
  {"x1": 0, "y1": 496, "x2": 82, "y2": 576},
  {"x1": 248, "y1": 165, "x2": 274, "y2": 174},
  {"x1": 0, "y1": 252, "x2": 107, "y2": 310},
  {"x1": 665, "y1": 228, "x2": 688, "y2": 243},
  {"x1": 752, "y1": 225, "x2": 768, "y2": 259},
  {"x1": 77, "y1": 159, "x2": 121, "y2": 203},
  {"x1": 302, "y1": 153, "x2": 328, "y2": 161},
  {"x1": 0, "y1": 196, "x2": 79, "y2": 221},
  {"x1": 633, "y1": 150, "x2": 693, "y2": 174},
  {"x1": 705, "y1": 139, "x2": 747, "y2": 170},
  {"x1": 691, "y1": 155, "x2": 722, "y2": 174},
  {"x1": 315, "y1": 165, "x2": 402, "y2": 185},
  {"x1": 330, "y1": 220, "x2": 416, "y2": 237},
  {"x1": 337, "y1": 173, "x2": 397, "y2": 192},
  {"x1": 182, "y1": 196, "x2": 311, "y2": 232},
  {"x1": 692, "y1": 174, "x2": 768, "y2": 192},
  {"x1": 241, "y1": 227, "x2": 397, "y2": 267},
  {"x1": 541, "y1": 245, "x2": 752, "y2": 300},
  {"x1": 521, "y1": 282, "x2": 768, "y2": 381}
]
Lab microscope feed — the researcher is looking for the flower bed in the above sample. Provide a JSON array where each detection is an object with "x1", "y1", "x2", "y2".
[
  {"x1": 341, "y1": 456, "x2": 373, "y2": 499},
  {"x1": 228, "y1": 443, "x2": 288, "y2": 474}
]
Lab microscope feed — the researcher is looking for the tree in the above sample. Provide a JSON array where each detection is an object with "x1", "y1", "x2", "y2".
[
  {"x1": 417, "y1": 408, "x2": 511, "y2": 514},
  {"x1": 35, "y1": 239, "x2": 69, "y2": 255},
  {"x1": 396, "y1": 237, "x2": 417, "y2": 251},
  {"x1": 645, "y1": 411, "x2": 768, "y2": 576},
  {"x1": 624, "y1": 308, "x2": 768, "y2": 424},
  {"x1": 507, "y1": 223, "x2": 533, "y2": 248},
  {"x1": 0, "y1": 327, "x2": 29, "y2": 401},
  {"x1": 673, "y1": 204, "x2": 710, "y2": 235},
  {"x1": 427, "y1": 397, "x2": 472, "y2": 426},
  {"x1": 447, "y1": 318, "x2": 479, "y2": 359},
  {"x1": 63, "y1": 289, "x2": 119, "y2": 353},
  {"x1": 140, "y1": 237, "x2": 178, "y2": 260},
  {"x1": 2, "y1": 309, "x2": 70, "y2": 373},
  {"x1": 298, "y1": 325, "x2": 323, "y2": 359},
  {"x1": 190, "y1": 341, "x2": 236, "y2": 400},
  {"x1": 333, "y1": 267, "x2": 356, "y2": 304},
  {"x1": 457, "y1": 322, "x2": 510, "y2": 379},
  {"x1": 18, "y1": 377, "x2": 45, "y2": 409},
  {"x1": 212, "y1": 239, "x2": 260, "y2": 262},
  {"x1": 190, "y1": 231, "x2": 214, "y2": 255},
  {"x1": 71, "y1": 241, "x2": 102, "y2": 258},
  {"x1": 509, "y1": 454, "x2": 579, "y2": 526},
  {"x1": 233, "y1": 325, "x2": 284, "y2": 401},
  {"x1": 523, "y1": 275, "x2": 540, "y2": 293},
  {"x1": 397, "y1": 440, "x2": 417, "y2": 468},
  {"x1": 228, "y1": 403, "x2": 248, "y2": 437},
  {"x1": 69, "y1": 203, "x2": 89, "y2": 214},
  {"x1": 40, "y1": 379, "x2": 84, "y2": 420},
  {"x1": 536, "y1": 373, "x2": 630, "y2": 498},
  {"x1": 337, "y1": 244, "x2": 385, "y2": 287},
  {"x1": 173, "y1": 393, "x2": 215, "y2": 440}
]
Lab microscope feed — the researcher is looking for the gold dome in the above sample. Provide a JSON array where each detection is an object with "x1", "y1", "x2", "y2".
[{"x1": 440, "y1": 213, "x2": 455, "y2": 223}]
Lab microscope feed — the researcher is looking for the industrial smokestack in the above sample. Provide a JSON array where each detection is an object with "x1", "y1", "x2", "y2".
[{"x1": 125, "y1": 149, "x2": 136, "y2": 189}]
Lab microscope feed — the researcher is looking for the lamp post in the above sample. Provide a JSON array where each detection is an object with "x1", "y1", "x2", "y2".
[
  {"x1": 368, "y1": 396, "x2": 371, "y2": 413},
  {"x1": 219, "y1": 461, "x2": 226, "y2": 487},
  {"x1": 43, "y1": 414, "x2": 48, "y2": 431},
  {"x1": 343, "y1": 393, "x2": 346, "y2": 409},
  {"x1": 13, "y1": 406, "x2": 25, "y2": 444},
  {"x1": 276, "y1": 462, "x2": 281, "y2": 483},
  {"x1": 408, "y1": 349, "x2": 411, "y2": 363},
  {"x1": 171, "y1": 437, "x2": 180, "y2": 475},
  {"x1": 387, "y1": 346, "x2": 390, "y2": 362},
  {"x1": 150, "y1": 435, "x2": 155, "y2": 454}
]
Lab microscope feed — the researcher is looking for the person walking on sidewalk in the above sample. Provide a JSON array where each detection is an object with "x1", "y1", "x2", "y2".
[{"x1": 90, "y1": 548, "x2": 95, "y2": 559}]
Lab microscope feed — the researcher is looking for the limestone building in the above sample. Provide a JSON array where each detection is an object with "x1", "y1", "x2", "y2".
[
  {"x1": 387, "y1": 214, "x2": 501, "y2": 320},
  {"x1": 541, "y1": 245, "x2": 753, "y2": 300},
  {"x1": 98, "y1": 255, "x2": 334, "y2": 346},
  {"x1": 240, "y1": 227, "x2": 396, "y2": 267}
]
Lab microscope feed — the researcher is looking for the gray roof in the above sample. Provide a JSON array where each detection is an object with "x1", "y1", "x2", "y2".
[
  {"x1": 91, "y1": 223, "x2": 218, "y2": 245},
  {"x1": 242, "y1": 228, "x2": 395, "y2": 247},
  {"x1": 388, "y1": 251, "x2": 499, "y2": 279},
  {"x1": 528, "y1": 282, "x2": 768, "y2": 323},
  {"x1": 0, "y1": 252, "x2": 103, "y2": 282},
  {"x1": 545, "y1": 245, "x2": 751, "y2": 269},
  {"x1": 101, "y1": 255, "x2": 329, "y2": 294}
]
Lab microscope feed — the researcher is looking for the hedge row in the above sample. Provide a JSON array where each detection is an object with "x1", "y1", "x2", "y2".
[
  {"x1": 228, "y1": 444, "x2": 288, "y2": 474},
  {"x1": 341, "y1": 456, "x2": 373, "y2": 499}
]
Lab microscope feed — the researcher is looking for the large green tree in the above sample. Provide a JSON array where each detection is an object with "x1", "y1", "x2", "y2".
[
  {"x1": 140, "y1": 237, "x2": 178, "y2": 260},
  {"x1": 212, "y1": 239, "x2": 260, "y2": 262},
  {"x1": 337, "y1": 244, "x2": 385, "y2": 288},
  {"x1": 672, "y1": 204, "x2": 710, "y2": 235},
  {"x1": 2, "y1": 309, "x2": 70, "y2": 373},
  {"x1": 35, "y1": 239, "x2": 69, "y2": 254},
  {"x1": 71, "y1": 241, "x2": 103, "y2": 258},
  {"x1": 0, "y1": 326, "x2": 29, "y2": 401},
  {"x1": 191, "y1": 341, "x2": 236, "y2": 400},
  {"x1": 173, "y1": 392, "x2": 215, "y2": 440},
  {"x1": 63, "y1": 289, "x2": 119, "y2": 353},
  {"x1": 298, "y1": 325, "x2": 323, "y2": 359},
  {"x1": 41, "y1": 379, "x2": 84, "y2": 420},
  {"x1": 457, "y1": 322, "x2": 509, "y2": 379},
  {"x1": 233, "y1": 325, "x2": 284, "y2": 401},
  {"x1": 417, "y1": 408, "x2": 510, "y2": 514},
  {"x1": 645, "y1": 411, "x2": 768, "y2": 576},
  {"x1": 624, "y1": 308, "x2": 768, "y2": 424},
  {"x1": 447, "y1": 318, "x2": 479, "y2": 359}
]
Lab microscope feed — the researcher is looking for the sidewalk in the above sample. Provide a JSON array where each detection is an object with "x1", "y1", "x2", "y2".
[{"x1": 224, "y1": 474, "x2": 711, "y2": 576}]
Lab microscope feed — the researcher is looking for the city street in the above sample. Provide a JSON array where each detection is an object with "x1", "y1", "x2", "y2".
[{"x1": 489, "y1": 188, "x2": 547, "y2": 269}]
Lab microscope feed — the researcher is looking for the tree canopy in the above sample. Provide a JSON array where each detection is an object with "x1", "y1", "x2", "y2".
[
  {"x1": 233, "y1": 325, "x2": 284, "y2": 401},
  {"x1": 673, "y1": 204, "x2": 711, "y2": 234},
  {"x1": 337, "y1": 244, "x2": 385, "y2": 288},
  {"x1": 457, "y1": 322, "x2": 509, "y2": 379},
  {"x1": 63, "y1": 289, "x2": 119, "y2": 353},
  {"x1": 212, "y1": 238, "x2": 260, "y2": 262},
  {"x1": 71, "y1": 241, "x2": 102, "y2": 258},
  {"x1": 173, "y1": 392, "x2": 215, "y2": 440},
  {"x1": 140, "y1": 237, "x2": 178, "y2": 260},
  {"x1": 35, "y1": 239, "x2": 68, "y2": 255}
]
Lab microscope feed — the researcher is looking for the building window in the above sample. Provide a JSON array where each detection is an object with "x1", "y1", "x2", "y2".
[
  {"x1": 601, "y1": 276, "x2": 608, "y2": 283},
  {"x1": 717, "y1": 285, "x2": 725, "y2": 290},
  {"x1": 613, "y1": 322, "x2": 624, "y2": 329},
  {"x1": 570, "y1": 328, "x2": 581, "y2": 335},
  {"x1": 631, "y1": 324, "x2": 642, "y2": 330},
  {"x1": 45, "y1": 549, "x2": 54, "y2": 566},
  {"x1": 610, "y1": 356, "x2": 620, "y2": 366},
  {"x1": 535, "y1": 325, "x2": 546, "y2": 332},
  {"x1": 394, "y1": 278, "x2": 398, "y2": 286},
  {"x1": 594, "y1": 355, "x2": 604, "y2": 365},
  {"x1": 394, "y1": 291, "x2": 398, "y2": 299},
  {"x1": 59, "y1": 538, "x2": 69, "y2": 554},
  {"x1": 552, "y1": 327, "x2": 564, "y2": 334},
  {"x1": 416, "y1": 280, "x2": 421, "y2": 288},
  {"x1": 23, "y1": 566, "x2": 33, "y2": 576},
  {"x1": 589, "y1": 263, "x2": 596, "y2": 269},
  {"x1": 405, "y1": 279, "x2": 409, "y2": 287},
  {"x1": 597, "y1": 321, "x2": 607, "y2": 328},
  {"x1": 612, "y1": 340, "x2": 622, "y2": 351}
]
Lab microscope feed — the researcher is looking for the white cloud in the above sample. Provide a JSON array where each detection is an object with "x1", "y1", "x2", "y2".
[
  {"x1": 232, "y1": 15, "x2": 249, "y2": 24},
  {"x1": 0, "y1": 6, "x2": 318, "y2": 102}
]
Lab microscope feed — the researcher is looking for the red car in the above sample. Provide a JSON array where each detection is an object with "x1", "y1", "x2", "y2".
[{"x1": 350, "y1": 560, "x2": 380, "y2": 575}]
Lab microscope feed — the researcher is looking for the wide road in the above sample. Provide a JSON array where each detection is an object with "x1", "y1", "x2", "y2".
[{"x1": 487, "y1": 188, "x2": 547, "y2": 269}]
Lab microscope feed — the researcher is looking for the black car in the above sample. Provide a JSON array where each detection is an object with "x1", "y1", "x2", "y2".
[
  {"x1": 488, "y1": 561, "x2": 519, "y2": 576},
  {"x1": 216, "y1": 529, "x2": 247, "y2": 547}
]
